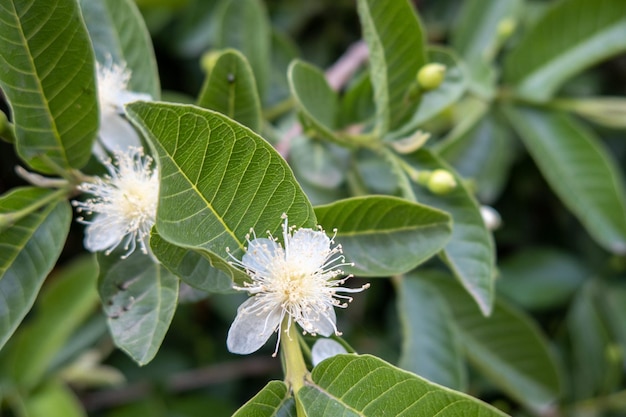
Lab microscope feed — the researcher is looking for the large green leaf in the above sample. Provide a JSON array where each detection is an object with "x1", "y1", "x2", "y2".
[
  {"x1": 409, "y1": 150, "x2": 495, "y2": 315},
  {"x1": 424, "y1": 271, "x2": 562, "y2": 411},
  {"x1": 232, "y1": 381, "x2": 296, "y2": 417},
  {"x1": 150, "y1": 230, "x2": 234, "y2": 294},
  {"x1": 437, "y1": 110, "x2": 517, "y2": 204},
  {"x1": 197, "y1": 49, "x2": 262, "y2": 133},
  {"x1": 396, "y1": 274, "x2": 466, "y2": 390},
  {"x1": 298, "y1": 354, "x2": 508, "y2": 416},
  {"x1": 503, "y1": 0, "x2": 626, "y2": 101},
  {"x1": 288, "y1": 60, "x2": 341, "y2": 144},
  {"x1": 357, "y1": 0, "x2": 427, "y2": 134},
  {"x1": 497, "y1": 247, "x2": 587, "y2": 311},
  {"x1": 505, "y1": 106, "x2": 626, "y2": 254},
  {"x1": 314, "y1": 196, "x2": 451, "y2": 277},
  {"x1": 215, "y1": 0, "x2": 271, "y2": 99},
  {"x1": 79, "y1": 0, "x2": 160, "y2": 98},
  {"x1": 388, "y1": 47, "x2": 467, "y2": 140},
  {"x1": 0, "y1": 0, "x2": 98, "y2": 174},
  {"x1": 4, "y1": 256, "x2": 98, "y2": 389},
  {"x1": 125, "y1": 101, "x2": 316, "y2": 266},
  {"x1": 0, "y1": 187, "x2": 71, "y2": 350},
  {"x1": 98, "y1": 251, "x2": 179, "y2": 365},
  {"x1": 567, "y1": 283, "x2": 618, "y2": 400}
]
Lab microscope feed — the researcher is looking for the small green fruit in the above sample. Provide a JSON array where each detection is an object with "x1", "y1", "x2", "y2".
[
  {"x1": 416, "y1": 63, "x2": 446, "y2": 91},
  {"x1": 428, "y1": 169, "x2": 456, "y2": 195}
]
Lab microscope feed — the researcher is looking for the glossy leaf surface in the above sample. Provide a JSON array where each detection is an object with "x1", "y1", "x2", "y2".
[
  {"x1": 0, "y1": 188, "x2": 71, "y2": 350},
  {"x1": 298, "y1": 354, "x2": 508, "y2": 416},
  {"x1": 504, "y1": 0, "x2": 626, "y2": 101},
  {"x1": 197, "y1": 49, "x2": 262, "y2": 133},
  {"x1": 98, "y1": 251, "x2": 179, "y2": 365},
  {"x1": 357, "y1": 0, "x2": 427, "y2": 134},
  {"x1": 409, "y1": 150, "x2": 495, "y2": 315},
  {"x1": 505, "y1": 106, "x2": 626, "y2": 254},
  {"x1": 314, "y1": 196, "x2": 452, "y2": 277},
  {"x1": 425, "y1": 272, "x2": 562, "y2": 410},
  {"x1": 0, "y1": 0, "x2": 98, "y2": 173},
  {"x1": 396, "y1": 274, "x2": 466, "y2": 390},
  {"x1": 126, "y1": 101, "x2": 315, "y2": 264}
]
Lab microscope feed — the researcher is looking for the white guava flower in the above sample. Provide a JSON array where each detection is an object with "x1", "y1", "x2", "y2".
[
  {"x1": 73, "y1": 147, "x2": 159, "y2": 258},
  {"x1": 94, "y1": 60, "x2": 152, "y2": 156},
  {"x1": 226, "y1": 215, "x2": 369, "y2": 356}
]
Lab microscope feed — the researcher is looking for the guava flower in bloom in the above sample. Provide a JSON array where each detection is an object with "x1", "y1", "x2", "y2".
[
  {"x1": 94, "y1": 60, "x2": 152, "y2": 156},
  {"x1": 72, "y1": 147, "x2": 158, "y2": 258},
  {"x1": 226, "y1": 215, "x2": 369, "y2": 356}
]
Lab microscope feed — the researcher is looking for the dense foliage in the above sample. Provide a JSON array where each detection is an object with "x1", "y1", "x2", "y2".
[{"x1": 1, "y1": 0, "x2": 625, "y2": 416}]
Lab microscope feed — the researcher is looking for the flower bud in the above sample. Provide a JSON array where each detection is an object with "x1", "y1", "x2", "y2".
[
  {"x1": 480, "y1": 205, "x2": 502, "y2": 231},
  {"x1": 427, "y1": 169, "x2": 456, "y2": 195},
  {"x1": 416, "y1": 63, "x2": 446, "y2": 91},
  {"x1": 497, "y1": 18, "x2": 517, "y2": 40},
  {"x1": 200, "y1": 51, "x2": 221, "y2": 74}
]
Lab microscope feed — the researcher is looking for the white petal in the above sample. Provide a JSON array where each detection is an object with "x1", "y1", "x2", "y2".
[
  {"x1": 98, "y1": 114, "x2": 141, "y2": 154},
  {"x1": 311, "y1": 338, "x2": 347, "y2": 366},
  {"x1": 84, "y1": 215, "x2": 126, "y2": 252},
  {"x1": 288, "y1": 228, "x2": 330, "y2": 273},
  {"x1": 313, "y1": 307, "x2": 337, "y2": 337},
  {"x1": 227, "y1": 297, "x2": 282, "y2": 355},
  {"x1": 242, "y1": 238, "x2": 281, "y2": 275}
]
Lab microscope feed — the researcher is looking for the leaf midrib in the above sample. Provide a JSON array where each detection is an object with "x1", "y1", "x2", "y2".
[{"x1": 7, "y1": 0, "x2": 67, "y2": 164}]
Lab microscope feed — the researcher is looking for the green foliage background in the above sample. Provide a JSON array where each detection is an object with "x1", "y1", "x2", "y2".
[{"x1": 1, "y1": 0, "x2": 626, "y2": 416}]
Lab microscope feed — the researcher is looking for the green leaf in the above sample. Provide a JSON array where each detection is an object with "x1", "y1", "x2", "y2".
[
  {"x1": 197, "y1": 49, "x2": 262, "y2": 133},
  {"x1": 396, "y1": 274, "x2": 466, "y2": 390},
  {"x1": 424, "y1": 271, "x2": 562, "y2": 411},
  {"x1": 409, "y1": 150, "x2": 495, "y2": 315},
  {"x1": 337, "y1": 71, "x2": 375, "y2": 128},
  {"x1": 150, "y1": 230, "x2": 234, "y2": 294},
  {"x1": 451, "y1": 0, "x2": 520, "y2": 61},
  {"x1": 388, "y1": 47, "x2": 467, "y2": 140},
  {"x1": 0, "y1": 187, "x2": 71, "y2": 350},
  {"x1": 125, "y1": 101, "x2": 316, "y2": 266},
  {"x1": 567, "y1": 282, "x2": 619, "y2": 399},
  {"x1": 288, "y1": 60, "x2": 342, "y2": 145},
  {"x1": 79, "y1": 0, "x2": 160, "y2": 98},
  {"x1": 23, "y1": 381, "x2": 86, "y2": 417},
  {"x1": 98, "y1": 251, "x2": 179, "y2": 366},
  {"x1": 451, "y1": 0, "x2": 520, "y2": 97},
  {"x1": 497, "y1": 247, "x2": 587, "y2": 311},
  {"x1": 357, "y1": 0, "x2": 427, "y2": 134},
  {"x1": 4, "y1": 256, "x2": 98, "y2": 389},
  {"x1": 0, "y1": 0, "x2": 98, "y2": 173},
  {"x1": 437, "y1": 110, "x2": 517, "y2": 204},
  {"x1": 505, "y1": 106, "x2": 626, "y2": 254},
  {"x1": 503, "y1": 0, "x2": 626, "y2": 101},
  {"x1": 602, "y1": 285, "x2": 626, "y2": 366},
  {"x1": 215, "y1": 0, "x2": 271, "y2": 99},
  {"x1": 314, "y1": 196, "x2": 452, "y2": 277},
  {"x1": 232, "y1": 381, "x2": 296, "y2": 417},
  {"x1": 298, "y1": 354, "x2": 508, "y2": 416}
]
